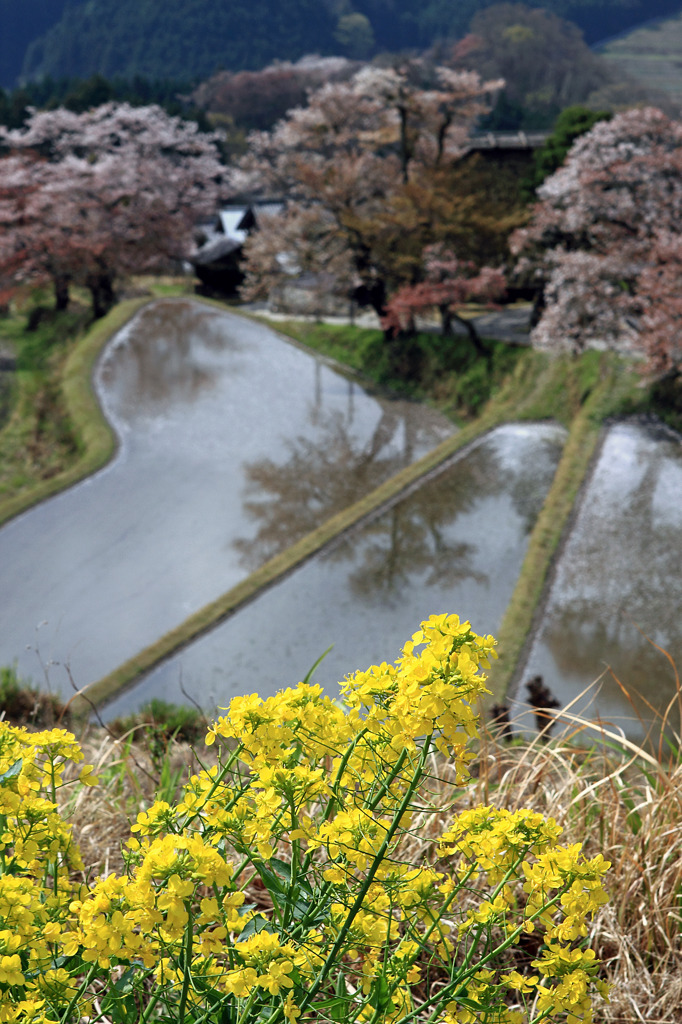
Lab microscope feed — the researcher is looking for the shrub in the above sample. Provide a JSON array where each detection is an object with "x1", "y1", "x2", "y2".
[
  {"x1": 109, "y1": 698, "x2": 208, "y2": 768},
  {"x1": 0, "y1": 614, "x2": 609, "y2": 1023},
  {"x1": 0, "y1": 662, "x2": 68, "y2": 727}
]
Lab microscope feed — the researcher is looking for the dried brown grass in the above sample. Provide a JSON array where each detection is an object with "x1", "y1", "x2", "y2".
[
  {"x1": 413, "y1": 710, "x2": 682, "y2": 1024},
  {"x1": 58, "y1": 727, "x2": 212, "y2": 879}
]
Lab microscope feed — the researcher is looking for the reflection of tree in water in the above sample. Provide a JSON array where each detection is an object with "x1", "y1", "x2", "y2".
[
  {"x1": 236, "y1": 421, "x2": 565, "y2": 597},
  {"x1": 540, "y1": 444, "x2": 682, "y2": 730},
  {"x1": 100, "y1": 301, "x2": 236, "y2": 414},
  {"x1": 237, "y1": 426, "x2": 503, "y2": 599},
  {"x1": 338, "y1": 484, "x2": 484, "y2": 608},
  {"x1": 541, "y1": 608, "x2": 682, "y2": 732},
  {"x1": 336, "y1": 428, "x2": 564, "y2": 604},
  {"x1": 506, "y1": 435, "x2": 566, "y2": 534},
  {"x1": 234, "y1": 404, "x2": 417, "y2": 568}
]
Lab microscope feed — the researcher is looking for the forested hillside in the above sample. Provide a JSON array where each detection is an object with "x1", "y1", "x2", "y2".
[
  {"x1": 9, "y1": 0, "x2": 682, "y2": 87},
  {"x1": 0, "y1": 0, "x2": 69, "y2": 87},
  {"x1": 20, "y1": 0, "x2": 338, "y2": 85}
]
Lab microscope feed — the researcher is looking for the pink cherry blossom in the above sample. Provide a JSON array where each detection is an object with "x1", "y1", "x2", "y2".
[{"x1": 0, "y1": 104, "x2": 225, "y2": 315}]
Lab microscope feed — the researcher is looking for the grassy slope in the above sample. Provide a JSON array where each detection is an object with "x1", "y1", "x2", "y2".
[
  {"x1": 0, "y1": 300, "x2": 149, "y2": 526},
  {"x1": 0, "y1": 283, "x2": 193, "y2": 528}
]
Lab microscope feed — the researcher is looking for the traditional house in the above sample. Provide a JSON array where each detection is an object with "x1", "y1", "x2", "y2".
[{"x1": 191, "y1": 202, "x2": 283, "y2": 295}]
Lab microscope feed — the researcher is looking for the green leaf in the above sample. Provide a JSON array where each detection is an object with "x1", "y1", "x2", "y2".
[
  {"x1": 238, "y1": 915, "x2": 276, "y2": 941},
  {"x1": 311, "y1": 997, "x2": 348, "y2": 1023},
  {"x1": 100, "y1": 966, "x2": 144, "y2": 1023},
  {"x1": 370, "y1": 975, "x2": 391, "y2": 1013},
  {"x1": 0, "y1": 760, "x2": 22, "y2": 785},
  {"x1": 100, "y1": 964, "x2": 152, "y2": 1019},
  {"x1": 457, "y1": 996, "x2": 488, "y2": 1011},
  {"x1": 269, "y1": 857, "x2": 293, "y2": 883},
  {"x1": 302, "y1": 645, "x2": 334, "y2": 686},
  {"x1": 257, "y1": 857, "x2": 325, "y2": 921},
  {"x1": 113, "y1": 967, "x2": 139, "y2": 994}
]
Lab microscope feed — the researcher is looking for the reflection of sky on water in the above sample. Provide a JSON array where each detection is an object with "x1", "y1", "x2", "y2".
[
  {"x1": 515, "y1": 421, "x2": 682, "y2": 742},
  {"x1": 0, "y1": 300, "x2": 453, "y2": 694},
  {"x1": 103, "y1": 423, "x2": 566, "y2": 720}
]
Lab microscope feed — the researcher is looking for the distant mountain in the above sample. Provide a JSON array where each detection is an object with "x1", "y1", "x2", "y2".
[
  {"x1": 0, "y1": 0, "x2": 70, "y2": 87},
  {"x1": 350, "y1": 0, "x2": 682, "y2": 49},
  {"x1": 19, "y1": 0, "x2": 338, "y2": 85},
  {"x1": 7, "y1": 0, "x2": 682, "y2": 88}
]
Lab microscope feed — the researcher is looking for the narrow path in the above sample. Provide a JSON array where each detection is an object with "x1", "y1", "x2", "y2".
[{"x1": 244, "y1": 303, "x2": 534, "y2": 345}]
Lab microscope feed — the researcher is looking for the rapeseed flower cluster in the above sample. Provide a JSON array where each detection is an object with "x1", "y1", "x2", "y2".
[{"x1": 0, "y1": 614, "x2": 609, "y2": 1023}]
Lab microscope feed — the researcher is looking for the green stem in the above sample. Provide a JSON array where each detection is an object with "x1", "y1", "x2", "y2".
[
  {"x1": 296, "y1": 726, "x2": 370, "y2": 880},
  {"x1": 297, "y1": 735, "x2": 434, "y2": 1016},
  {"x1": 177, "y1": 902, "x2": 194, "y2": 1024},
  {"x1": 59, "y1": 963, "x2": 97, "y2": 1024},
  {"x1": 400, "y1": 885, "x2": 570, "y2": 1024},
  {"x1": 282, "y1": 794, "x2": 300, "y2": 931},
  {"x1": 455, "y1": 854, "x2": 529, "y2": 979},
  {"x1": 366, "y1": 746, "x2": 409, "y2": 812},
  {"x1": 139, "y1": 986, "x2": 164, "y2": 1024},
  {"x1": 327, "y1": 726, "x2": 370, "y2": 809},
  {"x1": 459, "y1": 886, "x2": 568, "y2": 982},
  {"x1": 298, "y1": 738, "x2": 410, "y2": 897},
  {"x1": 229, "y1": 853, "x2": 254, "y2": 891},
  {"x1": 365, "y1": 867, "x2": 478, "y2": 1024},
  {"x1": 180, "y1": 744, "x2": 244, "y2": 832},
  {"x1": 235, "y1": 986, "x2": 260, "y2": 1024}
]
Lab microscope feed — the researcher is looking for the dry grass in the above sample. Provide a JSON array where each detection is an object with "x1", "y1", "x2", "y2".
[
  {"x1": 440, "y1": 715, "x2": 682, "y2": 1024},
  {"x1": 58, "y1": 727, "x2": 212, "y2": 879}
]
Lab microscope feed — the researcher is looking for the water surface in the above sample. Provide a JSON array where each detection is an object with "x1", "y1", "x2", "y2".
[
  {"x1": 0, "y1": 300, "x2": 453, "y2": 693},
  {"x1": 515, "y1": 420, "x2": 682, "y2": 741},
  {"x1": 103, "y1": 423, "x2": 567, "y2": 719}
]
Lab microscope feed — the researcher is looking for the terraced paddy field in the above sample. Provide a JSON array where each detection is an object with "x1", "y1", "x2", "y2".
[{"x1": 599, "y1": 12, "x2": 682, "y2": 106}]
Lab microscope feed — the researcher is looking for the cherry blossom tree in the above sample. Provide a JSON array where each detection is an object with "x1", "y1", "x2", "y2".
[
  {"x1": 511, "y1": 107, "x2": 682, "y2": 372},
  {"x1": 0, "y1": 103, "x2": 225, "y2": 316},
  {"x1": 0, "y1": 150, "x2": 121, "y2": 314},
  {"x1": 382, "y1": 245, "x2": 506, "y2": 355},
  {"x1": 637, "y1": 233, "x2": 682, "y2": 377},
  {"x1": 0, "y1": 155, "x2": 43, "y2": 307},
  {"x1": 234, "y1": 62, "x2": 501, "y2": 320}
]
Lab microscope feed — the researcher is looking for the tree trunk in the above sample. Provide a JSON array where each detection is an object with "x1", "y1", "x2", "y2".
[
  {"x1": 53, "y1": 274, "x2": 70, "y2": 312},
  {"x1": 87, "y1": 272, "x2": 116, "y2": 319},
  {"x1": 452, "y1": 311, "x2": 489, "y2": 359},
  {"x1": 439, "y1": 304, "x2": 453, "y2": 336},
  {"x1": 398, "y1": 102, "x2": 410, "y2": 185},
  {"x1": 351, "y1": 277, "x2": 387, "y2": 324},
  {"x1": 531, "y1": 288, "x2": 545, "y2": 328}
]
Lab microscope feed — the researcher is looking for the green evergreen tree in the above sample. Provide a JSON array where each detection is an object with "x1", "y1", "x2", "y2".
[{"x1": 527, "y1": 104, "x2": 612, "y2": 192}]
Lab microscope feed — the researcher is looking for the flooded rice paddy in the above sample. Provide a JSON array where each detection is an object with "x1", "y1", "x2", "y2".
[
  {"x1": 2, "y1": 298, "x2": 681, "y2": 742},
  {"x1": 103, "y1": 422, "x2": 567, "y2": 718},
  {"x1": 0, "y1": 300, "x2": 453, "y2": 694},
  {"x1": 514, "y1": 420, "x2": 682, "y2": 742}
]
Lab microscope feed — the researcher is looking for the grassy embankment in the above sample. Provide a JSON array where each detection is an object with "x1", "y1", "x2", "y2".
[{"x1": 0, "y1": 281, "x2": 193, "y2": 527}]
